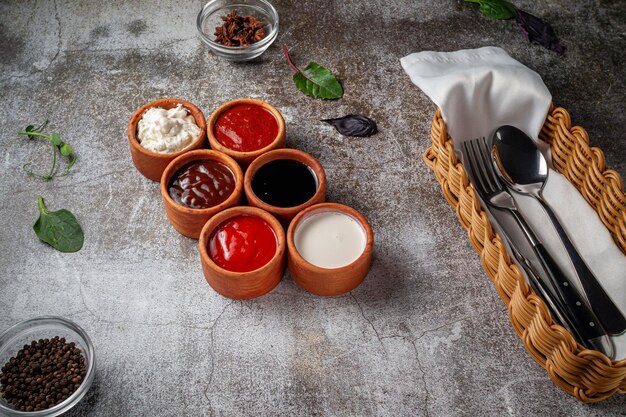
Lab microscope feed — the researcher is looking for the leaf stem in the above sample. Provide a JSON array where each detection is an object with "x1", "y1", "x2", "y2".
[
  {"x1": 283, "y1": 46, "x2": 300, "y2": 73},
  {"x1": 61, "y1": 154, "x2": 76, "y2": 177},
  {"x1": 48, "y1": 140, "x2": 57, "y2": 178},
  {"x1": 17, "y1": 131, "x2": 50, "y2": 139},
  {"x1": 37, "y1": 196, "x2": 47, "y2": 214}
]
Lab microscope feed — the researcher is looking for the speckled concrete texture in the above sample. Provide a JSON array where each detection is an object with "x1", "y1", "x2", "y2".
[{"x1": 1, "y1": 0, "x2": 625, "y2": 416}]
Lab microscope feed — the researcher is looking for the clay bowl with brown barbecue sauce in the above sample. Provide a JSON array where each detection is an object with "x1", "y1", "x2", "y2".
[
  {"x1": 244, "y1": 148, "x2": 326, "y2": 227},
  {"x1": 128, "y1": 98, "x2": 207, "y2": 181},
  {"x1": 287, "y1": 203, "x2": 374, "y2": 296},
  {"x1": 198, "y1": 206, "x2": 286, "y2": 299},
  {"x1": 160, "y1": 149, "x2": 243, "y2": 239},
  {"x1": 207, "y1": 98, "x2": 285, "y2": 167}
]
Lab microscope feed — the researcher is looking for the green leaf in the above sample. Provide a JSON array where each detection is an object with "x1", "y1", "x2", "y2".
[
  {"x1": 15, "y1": 122, "x2": 77, "y2": 180},
  {"x1": 465, "y1": 0, "x2": 517, "y2": 20},
  {"x1": 293, "y1": 63, "x2": 344, "y2": 99},
  {"x1": 50, "y1": 132, "x2": 62, "y2": 146},
  {"x1": 284, "y1": 46, "x2": 343, "y2": 100},
  {"x1": 24, "y1": 125, "x2": 36, "y2": 140},
  {"x1": 33, "y1": 196, "x2": 84, "y2": 252},
  {"x1": 59, "y1": 143, "x2": 73, "y2": 157}
]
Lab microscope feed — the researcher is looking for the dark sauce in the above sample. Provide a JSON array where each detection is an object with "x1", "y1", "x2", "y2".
[
  {"x1": 251, "y1": 159, "x2": 318, "y2": 208},
  {"x1": 168, "y1": 160, "x2": 236, "y2": 209}
]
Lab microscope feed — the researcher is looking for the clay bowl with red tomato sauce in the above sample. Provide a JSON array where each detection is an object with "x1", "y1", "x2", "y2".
[
  {"x1": 207, "y1": 98, "x2": 285, "y2": 167},
  {"x1": 161, "y1": 149, "x2": 243, "y2": 239},
  {"x1": 199, "y1": 206, "x2": 286, "y2": 299},
  {"x1": 128, "y1": 98, "x2": 207, "y2": 181}
]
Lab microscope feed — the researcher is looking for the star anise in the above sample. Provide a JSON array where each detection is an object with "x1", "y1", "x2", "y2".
[{"x1": 213, "y1": 9, "x2": 267, "y2": 47}]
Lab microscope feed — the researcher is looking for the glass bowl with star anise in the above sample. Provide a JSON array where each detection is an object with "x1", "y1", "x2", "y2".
[{"x1": 197, "y1": 0, "x2": 279, "y2": 62}]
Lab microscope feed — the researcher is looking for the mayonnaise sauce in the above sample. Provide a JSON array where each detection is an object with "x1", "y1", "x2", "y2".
[{"x1": 137, "y1": 104, "x2": 201, "y2": 154}]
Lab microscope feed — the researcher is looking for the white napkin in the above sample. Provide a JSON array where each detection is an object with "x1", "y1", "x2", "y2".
[
  {"x1": 400, "y1": 47, "x2": 551, "y2": 143},
  {"x1": 401, "y1": 47, "x2": 626, "y2": 357}
]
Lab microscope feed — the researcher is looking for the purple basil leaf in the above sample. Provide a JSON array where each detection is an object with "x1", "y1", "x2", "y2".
[
  {"x1": 515, "y1": 9, "x2": 565, "y2": 54},
  {"x1": 322, "y1": 115, "x2": 377, "y2": 137}
]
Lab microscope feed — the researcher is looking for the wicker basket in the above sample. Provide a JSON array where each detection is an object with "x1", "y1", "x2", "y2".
[{"x1": 423, "y1": 105, "x2": 626, "y2": 402}]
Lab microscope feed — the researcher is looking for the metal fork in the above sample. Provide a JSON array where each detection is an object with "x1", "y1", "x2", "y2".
[{"x1": 461, "y1": 137, "x2": 613, "y2": 356}]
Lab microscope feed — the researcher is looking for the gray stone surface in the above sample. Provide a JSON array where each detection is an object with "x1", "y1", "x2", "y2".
[{"x1": 1, "y1": 0, "x2": 625, "y2": 416}]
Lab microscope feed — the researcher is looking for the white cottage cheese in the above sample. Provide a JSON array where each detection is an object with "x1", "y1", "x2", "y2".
[{"x1": 137, "y1": 104, "x2": 201, "y2": 154}]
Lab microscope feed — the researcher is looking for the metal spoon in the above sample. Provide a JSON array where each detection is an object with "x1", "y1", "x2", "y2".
[{"x1": 490, "y1": 125, "x2": 626, "y2": 336}]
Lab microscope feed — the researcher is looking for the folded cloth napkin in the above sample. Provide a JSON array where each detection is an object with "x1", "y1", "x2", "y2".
[{"x1": 401, "y1": 46, "x2": 626, "y2": 358}]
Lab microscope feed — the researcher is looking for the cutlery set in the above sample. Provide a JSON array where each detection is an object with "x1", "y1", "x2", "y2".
[{"x1": 461, "y1": 126, "x2": 625, "y2": 359}]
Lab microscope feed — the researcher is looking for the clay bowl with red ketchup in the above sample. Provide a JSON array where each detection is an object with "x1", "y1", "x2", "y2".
[
  {"x1": 199, "y1": 206, "x2": 286, "y2": 299},
  {"x1": 287, "y1": 203, "x2": 374, "y2": 296},
  {"x1": 244, "y1": 148, "x2": 326, "y2": 226},
  {"x1": 128, "y1": 98, "x2": 207, "y2": 181},
  {"x1": 160, "y1": 149, "x2": 243, "y2": 239},
  {"x1": 207, "y1": 98, "x2": 285, "y2": 167}
]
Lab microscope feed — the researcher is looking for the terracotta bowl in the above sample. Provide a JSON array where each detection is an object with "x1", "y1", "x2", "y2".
[
  {"x1": 199, "y1": 206, "x2": 286, "y2": 299},
  {"x1": 287, "y1": 203, "x2": 374, "y2": 296},
  {"x1": 160, "y1": 149, "x2": 243, "y2": 239},
  {"x1": 128, "y1": 98, "x2": 207, "y2": 181},
  {"x1": 207, "y1": 98, "x2": 285, "y2": 166},
  {"x1": 244, "y1": 148, "x2": 326, "y2": 226}
]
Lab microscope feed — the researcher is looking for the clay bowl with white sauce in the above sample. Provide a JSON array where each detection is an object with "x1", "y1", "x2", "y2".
[
  {"x1": 207, "y1": 98, "x2": 285, "y2": 167},
  {"x1": 128, "y1": 98, "x2": 207, "y2": 181},
  {"x1": 199, "y1": 206, "x2": 286, "y2": 299},
  {"x1": 287, "y1": 203, "x2": 374, "y2": 296},
  {"x1": 161, "y1": 149, "x2": 243, "y2": 239},
  {"x1": 244, "y1": 148, "x2": 326, "y2": 226}
]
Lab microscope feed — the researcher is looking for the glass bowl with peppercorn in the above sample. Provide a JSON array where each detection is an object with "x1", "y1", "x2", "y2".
[
  {"x1": 0, "y1": 317, "x2": 95, "y2": 416},
  {"x1": 196, "y1": 0, "x2": 279, "y2": 61}
]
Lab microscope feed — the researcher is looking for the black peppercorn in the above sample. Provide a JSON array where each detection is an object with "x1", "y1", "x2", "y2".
[{"x1": 0, "y1": 337, "x2": 87, "y2": 411}]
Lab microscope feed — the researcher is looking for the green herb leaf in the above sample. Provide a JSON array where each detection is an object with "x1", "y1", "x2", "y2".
[
  {"x1": 283, "y1": 46, "x2": 343, "y2": 100},
  {"x1": 16, "y1": 122, "x2": 76, "y2": 180},
  {"x1": 465, "y1": 0, "x2": 517, "y2": 20},
  {"x1": 22, "y1": 120, "x2": 48, "y2": 140},
  {"x1": 33, "y1": 196, "x2": 84, "y2": 253},
  {"x1": 59, "y1": 143, "x2": 73, "y2": 157},
  {"x1": 50, "y1": 132, "x2": 62, "y2": 146}
]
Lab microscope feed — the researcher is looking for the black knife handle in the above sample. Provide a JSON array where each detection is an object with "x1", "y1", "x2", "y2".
[
  {"x1": 534, "y1": 243, "x2": 605, "y2": 340},
  {"x1": 541, "y1": 200, "x2": 626, "y2": 335}
]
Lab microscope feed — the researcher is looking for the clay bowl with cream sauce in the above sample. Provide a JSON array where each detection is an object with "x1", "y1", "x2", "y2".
[
  {"x1": 199, "y1": 206, "x2": 286, "y2": 299},
  {"x1": 287, "y1": 203, "x2": 374, "y2": 296},
  {"x1": 161, "y1": 149, "x2": 243, "y2": 239},
  {"x1": 207, "y1": 98, "x2": 285, "y2": 167},
  {"x1": 244, "y1": 148, "x2": 326, "y2": 226},
  {"x1": 128, "y1": 98, "x2": 207, "y2": 181}
]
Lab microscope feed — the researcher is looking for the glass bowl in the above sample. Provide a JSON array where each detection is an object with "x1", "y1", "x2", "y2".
[
  {"x1": 197, "y1": 0, "x2": 279, "y2": 61},
  {"x1": 0, "y1": 317, "x2": 96, "y2": 417}
]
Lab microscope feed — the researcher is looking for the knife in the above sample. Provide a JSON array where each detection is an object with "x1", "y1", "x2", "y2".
[{"x1": 505, "y1": 237, "x2": 614, "y2": 357}]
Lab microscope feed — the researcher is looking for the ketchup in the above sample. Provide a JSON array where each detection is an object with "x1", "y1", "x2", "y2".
[
  {"x1": 209, "y1": 215, "x2": 277, "y2": 272},
  {"x1": 214, "y1": 104, "x2": 278, "y2": 152}
]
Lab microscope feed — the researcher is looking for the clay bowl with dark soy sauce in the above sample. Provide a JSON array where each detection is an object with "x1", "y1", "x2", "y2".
[
  {"x1": 128, "y1": 98, "x2": 207, "y2": 181},
  {"x1": 244, "y1": 148, "x2": 326, "y2": 226},
  {"x1": 207, "y1": 98, "x2": 285, "y2": 167},
  {"x1": 161, "y1": 149, "x2": 243, "y2": 239},
  {"x1": 287, "y1": 203, "x2": 374, "y2": 296},
  {"x1": 199, "y1": 206, "x2": 286, "y2": 299}
]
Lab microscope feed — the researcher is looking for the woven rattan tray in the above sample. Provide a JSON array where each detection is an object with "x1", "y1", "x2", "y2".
[{"x1": 423, "y1": 105, "x2": 626, "y2": 402}]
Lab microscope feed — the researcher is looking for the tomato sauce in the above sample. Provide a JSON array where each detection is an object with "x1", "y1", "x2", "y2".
[
  {"x1": 214, "y1": 104, "x2": 278, "y2": 152},
  {"x1": 208, "y1": 215, "x2": 277, "y2": 272}
]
